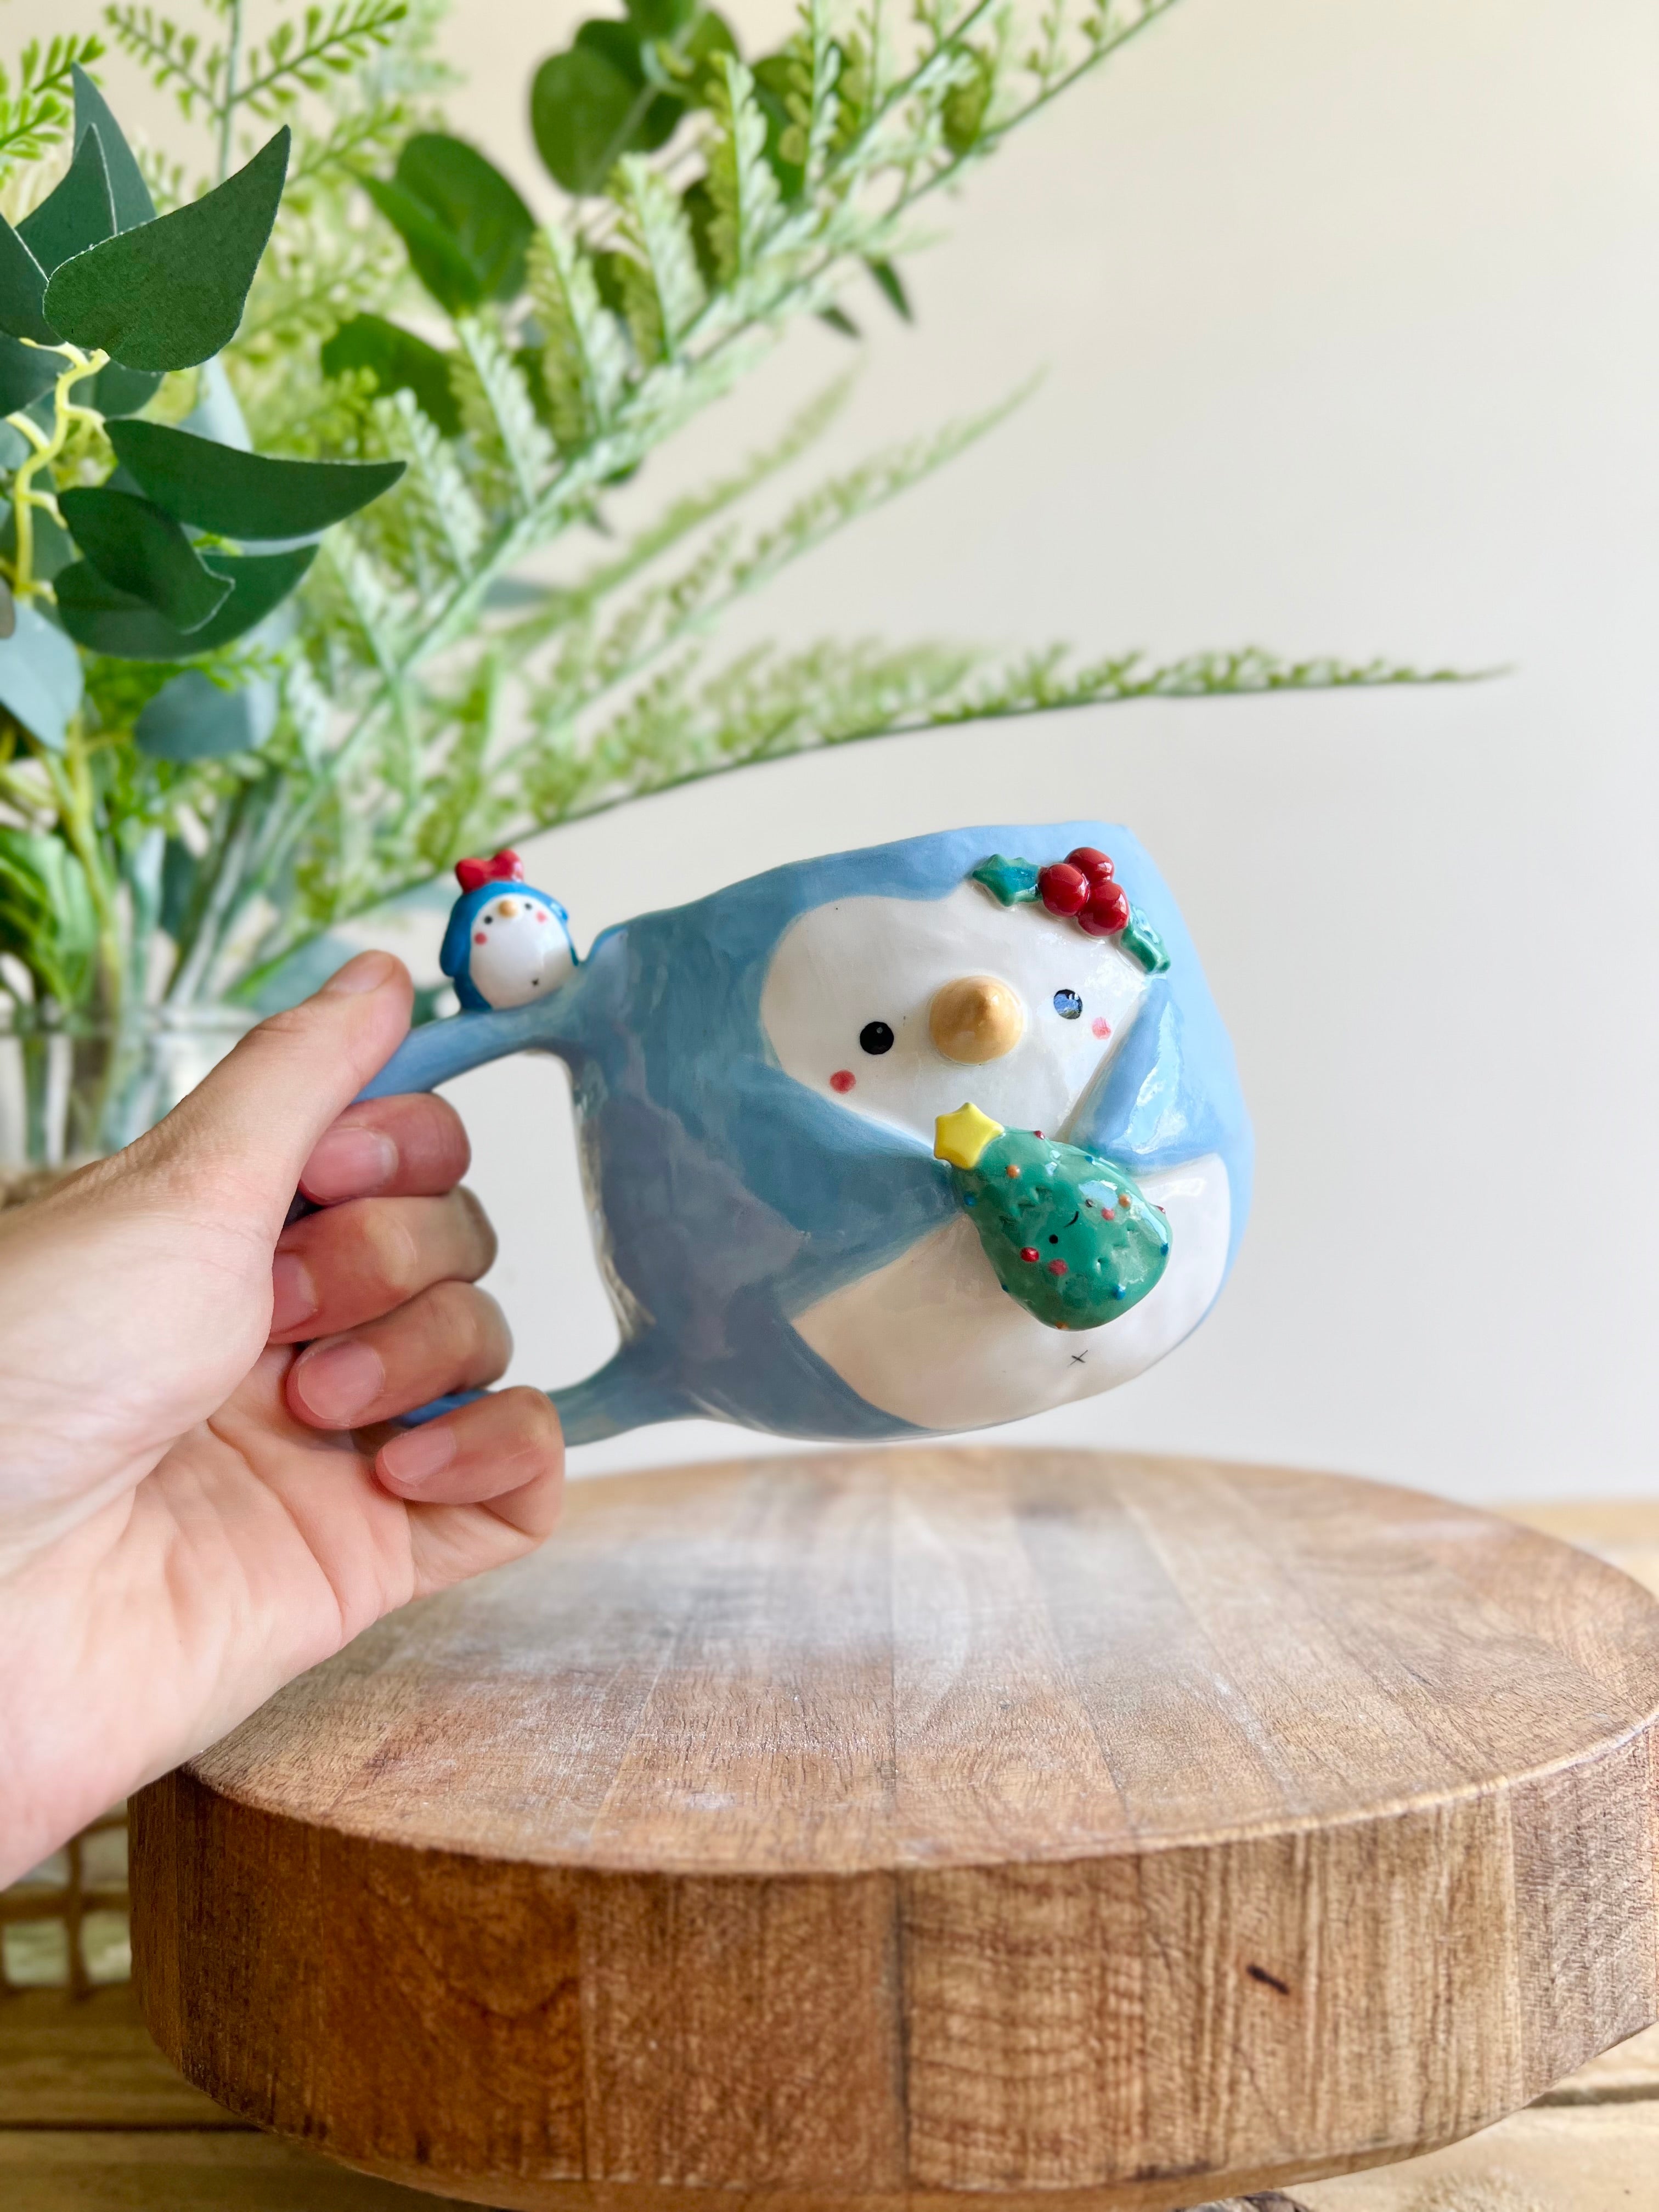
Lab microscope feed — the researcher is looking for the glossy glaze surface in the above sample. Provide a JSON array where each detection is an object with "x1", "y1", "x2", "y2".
[{"x1": 366, "y1": 822, "x2": 1251, "y2": 1442}]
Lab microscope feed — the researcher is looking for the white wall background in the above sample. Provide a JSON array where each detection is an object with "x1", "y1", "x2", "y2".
[{"x1": 37, "y1": 0, "x2": 1659, "y2": 1500}]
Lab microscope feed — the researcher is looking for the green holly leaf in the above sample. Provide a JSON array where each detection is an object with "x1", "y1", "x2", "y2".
[
  {"x1": 136, "y1": 669, "x2": 278, "y2": 760},
  {"x1": 0, "y1": 332, "x2": 60, "y2": 416},
  {"x1": 19, "y1": 126, "x2": 115, "y2": 276},
  {"x1": 321, "y1": 314, "x2": 461, "y2": 436},
  {"x1": 57, "y1": 486, "x2": 234, "y2": 634},
  {"x1": 43, "y1": 128, "x2": 290, "y2": 373},
  {"x1": 0, "y1": 218, "x2": 54, "y2": 345},
  {"x1": 71, "y1": 64, "x2": 157, "y2": 232},
  {"x1": 106, "y1": 420, "x2": 404, "y2": 539},
  {"x1": 0, "y1": 602, "x2": 85, "y2": 749},
  {"x1": 970, "y1": 854, "x2": 1040, "y2": 906},
  {"x1": 54, "y1": 543, "x2": 317, "y2": 659},
  {"x1": 531, "y1": 37, "x2": 680, "y2": 195},
  {"x1": 365, "y1": 134, "x2": 533, "y2": 314}
]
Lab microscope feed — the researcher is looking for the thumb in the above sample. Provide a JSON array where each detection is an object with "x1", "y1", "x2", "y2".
[{"x1": 134, "y1": 953, "x2": 414, "y2": 1232}]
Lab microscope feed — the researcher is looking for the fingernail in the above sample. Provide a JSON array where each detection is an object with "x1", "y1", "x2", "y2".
[
  {"x1": 379, "y1": 1423, "x2": 458, "y2": 1491},
  {"x1": 294, "y1": 1339, "x2": 385, "y2": 1424},
  {"x1": 302, "y1": 1125, "x2": 397, "y2": 1202},
  {"x1": 269, "y1": 1252, "x2": 317, "y2": 1334},
  {"x1": 323, "y1": 950, "x2": 399, "y2": 996}
]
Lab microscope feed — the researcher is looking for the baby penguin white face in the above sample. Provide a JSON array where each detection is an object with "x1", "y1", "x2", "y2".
[
  {"x1": 760, "y1": 880, "x2": 1149, "y2": 1146},
  {"x1": 465, "y1": 890, "x2": 574, "y2": 1009}
]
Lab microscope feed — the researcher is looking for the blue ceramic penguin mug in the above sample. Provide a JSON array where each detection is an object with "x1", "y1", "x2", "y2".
[{"x1": 363, "y1": 823, "x2": 1252, "y2": 1445}]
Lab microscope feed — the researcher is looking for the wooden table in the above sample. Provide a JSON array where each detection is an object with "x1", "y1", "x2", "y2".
[{"x1": 6, "y1": 1458, "x2": 1659, "y2": 2210}]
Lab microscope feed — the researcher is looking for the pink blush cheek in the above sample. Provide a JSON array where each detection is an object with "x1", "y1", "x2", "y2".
[
  {"x1": 474, "y1": 931, "x2": 488, "y2": 945},
  {"x1": 830, "y1": 1070, "x2": 856, "y2": 1094},
  {"x1": 1091, "y1": 1017, "x2": 1111, "y2": 1039}
]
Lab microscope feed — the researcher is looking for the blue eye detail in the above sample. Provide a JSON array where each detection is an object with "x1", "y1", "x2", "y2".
[{"x1": 1053, "y1": 989, "x2": 1082, "y2": 1020}]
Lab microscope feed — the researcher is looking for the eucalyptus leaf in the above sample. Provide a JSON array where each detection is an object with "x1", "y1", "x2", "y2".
[
  {"x1": 18, "y1": 125, "x2": 115, "y2": 275},
  {"x1": 532, "y1": 43, "x2": 658, "y2": 195},
  {"x1": 108, "y1": 419, "x2": 404, "y2": 538},
  {"x1": 84, "y1": 360, "x2": 163, "y2": 419},
  {"x1": 366, "y1": 134, "x2": 533, "y2": 313},
  {"x1": 71, "y1": 64, "x2": 156, "y2": 232},
  {"x1": 57, "y1": 487, "x2": 234, "y2": 633},
  {"x1": 361, "y1": 177, "x2": 487, "y2": 317},
  {"x1": 321, "y1": 314, "x2": 462, "y2": 436},
  {"x1": 576, "y1": 19, "x2": 648, "y2": 84},
  {"x1": 54, "y1": 543, "x2": 317, "y2": 659},
  {"x1": 136, "y1": 669, "x2": 278, "y2": 760},
  {"x1": 1, "y1": 500, "x2": 75, "y2": 584},
  {"x1": 0, "y1": 219, "x2": 54, "y2": 345},
  {"x1": 0, "y1": 332, "x2": 60, "y2": 415},
  {"x1": 624, "y1": 0, "x2": 698, "y2": 36},
  {"x1": 0, "y1": 601, "x2": 84, "y2": 749},
  {"x1": 44, "y1": 128, "x2": 290, "y2": 373}
]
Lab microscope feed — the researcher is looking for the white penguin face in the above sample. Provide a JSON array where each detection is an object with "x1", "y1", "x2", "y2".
[
  {"x1": 760, "y1": 881, "x2": 1149, "y2": 1146},
  {"x1": 465, "y1": 891, "x2": 574, "y2": 1009}
]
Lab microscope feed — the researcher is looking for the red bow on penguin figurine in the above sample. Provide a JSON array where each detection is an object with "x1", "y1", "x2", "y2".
[{"x1": 454, "y1": 849, "x2": 526, "y2": 893}]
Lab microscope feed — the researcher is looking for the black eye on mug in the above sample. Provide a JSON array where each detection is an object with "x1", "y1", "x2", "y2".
[
  {"x1": 859, "y1": 1020, "x2": 895, "y2": 1056},
  {"x1": 1053, "y1": 989, "x2": 1082, "y2": 1020}
]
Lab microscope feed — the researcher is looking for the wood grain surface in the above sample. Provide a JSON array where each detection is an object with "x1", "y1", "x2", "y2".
[{"x1": 130, "y1": 1449, "x2": 1659, "y2": 2212}]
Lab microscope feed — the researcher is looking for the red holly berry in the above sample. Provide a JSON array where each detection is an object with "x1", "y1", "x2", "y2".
[
  {"x1": 1038, "y1": 861, "x2": 1088, "y2": 916},
  {"x1": 1066, "y1": 846, "x2": 1114, "y2": 881},
  {"x1": 1077, "y1": 878, "x2": 1130, "y2": 936}
]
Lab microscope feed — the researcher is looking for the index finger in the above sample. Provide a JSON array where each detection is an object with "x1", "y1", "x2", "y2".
[{"x1": 298, "y1": 1093, "x2": 471, "y2": 1205}]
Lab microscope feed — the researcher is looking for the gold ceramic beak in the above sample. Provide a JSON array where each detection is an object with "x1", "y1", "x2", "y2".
[
  {"x1": 929, "y1": 974, "x2": 1024, "y2": 1063},
  {"x1": 496, "y1": 896, "x2": 520, "y2": 918}
]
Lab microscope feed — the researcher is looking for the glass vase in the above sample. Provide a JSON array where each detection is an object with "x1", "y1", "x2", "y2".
[{"x1": 0, "y1": 1004, "x2": 255, "y2": 1183}]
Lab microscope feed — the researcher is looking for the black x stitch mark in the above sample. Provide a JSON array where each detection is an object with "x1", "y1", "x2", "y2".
[{"x1": 1070, "y1": 1351, "x2": 1088, "y2": 1364}]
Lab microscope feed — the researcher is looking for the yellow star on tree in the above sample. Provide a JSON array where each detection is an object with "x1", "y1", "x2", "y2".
[{"x1": 933, "y1": 1102, "x2": 1005, "y2": 1171}]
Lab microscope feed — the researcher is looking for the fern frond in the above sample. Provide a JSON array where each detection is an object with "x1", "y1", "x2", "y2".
[
  {"x1": 453, "y1": 321, "x2": 556, "y2": 512},
  {"x1": 103, "y1": 7, "x2": 215, "y2": 117},
  {"x1": 706, "y1": 57, "x2": 783, "y2": 284},
  {"x1": 535, "y1": 371, "x2": 856, "y2": 636},
  {"x1": 611, "y1": 156, "x2": 707, "y2": 366},
  {"x1": 236, "y1": 2, "x2": 410, "y2": 117},
  {"x1": 383, "y1": 388, "x2": 487, "y2": 574},
  {"x1": 527, "y1": 227, "x2": 630, "y2": 449},
  {"x1": 0, "y1": 33, "x2": 105, "y2": 177}
]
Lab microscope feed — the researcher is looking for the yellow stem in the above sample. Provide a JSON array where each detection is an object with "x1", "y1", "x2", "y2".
[{"x1": 8, "y1": 344, "x2": 109, "y2": 599}]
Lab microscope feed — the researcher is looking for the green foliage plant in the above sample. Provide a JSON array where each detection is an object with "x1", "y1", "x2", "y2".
[{"x1": 0, "y1": 0, "x2": 1460, "y2": 1163}]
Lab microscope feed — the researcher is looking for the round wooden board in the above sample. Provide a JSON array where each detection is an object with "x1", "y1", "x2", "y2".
[{"x1": 132, "y1": 1449, "x2": 1659, "y2": 2212}]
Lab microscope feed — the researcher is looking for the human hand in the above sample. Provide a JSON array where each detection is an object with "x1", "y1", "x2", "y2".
[{"x1": 0, "y1": 953, "x2": 563, "y2": 1884}]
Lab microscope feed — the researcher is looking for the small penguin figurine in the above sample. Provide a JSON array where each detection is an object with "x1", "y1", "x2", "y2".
[{"x1": 439, "y1": 850, "x2": 575, "y2": 1011}]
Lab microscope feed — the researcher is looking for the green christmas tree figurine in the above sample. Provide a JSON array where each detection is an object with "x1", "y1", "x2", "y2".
[{"x1": 934, "y1": 1104, "x2": 1171, "y2": 1331}]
